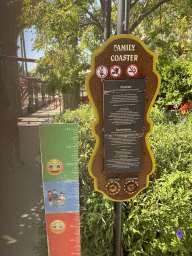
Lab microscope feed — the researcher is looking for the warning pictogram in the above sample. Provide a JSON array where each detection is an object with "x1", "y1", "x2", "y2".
[
  {"x1": 126, "y1": 64, "x2": 138, "y2": 77},
  {"x1": 110, "y1": 65, "x2": 122, "y2": 78},
  {"x1": 96, "y1": 65, "x2": 108, "y2": 78}
]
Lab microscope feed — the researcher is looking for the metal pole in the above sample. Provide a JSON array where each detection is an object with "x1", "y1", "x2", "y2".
[
  {"x1": 104, "y1": 0, "x2": 111, "y2": 41},
  {"x1": 20, "y1": 32, "x2": 25, "y2": 76},
  {"x1": 111, "y1": 1, "x2": 132, "y2": 255},
  {"x1": 103, "y1": 3, "x2": 123, "y2": 255},
  {"x1": 60, "y1": 92, "x2": 61, "y2": 115},
  {"x1": 124, "y1": 0, "x2": 131, "y2": 34},
  {"x1": 22, "y1": 30, "x2": 29, "y2": 77},
  {"x1": 112, "y1": 201, "x2": 122, "y2": 256},
  {"x1": 117, "y1": 0, "x2": 125, "y2": 35}
]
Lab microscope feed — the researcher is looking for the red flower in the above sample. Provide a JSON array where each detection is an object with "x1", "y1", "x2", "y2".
[{"x1": 180, "y1": 101, "x2": 192, "y2": 114}]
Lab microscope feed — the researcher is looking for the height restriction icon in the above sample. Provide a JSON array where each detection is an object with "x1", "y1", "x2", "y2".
[
  {"x1": 110, "y1": 65, "x2": 122, "y2": 78},
  {"x1": 126, "y1": 64, "x2": 138, "y2": 77},
  {"x1": 96, "y1": 65, "x2": 108, "y2": 78}
]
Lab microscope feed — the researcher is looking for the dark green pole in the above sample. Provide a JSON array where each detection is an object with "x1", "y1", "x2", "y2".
[
  {"x1": 104, "y1": 1, "x2": 123, "y2": 255},
  {"x1": 113, "y1": 1, "x2": 131, "y2": 256},
  {"x1": 124, "y1": 0, "x2": 131, "y2": 34},
  {"x1": 103, "y1": 2, "x2": 122, "y2": 254},
  {"x1": 117, "y1": 0, "x2": 125, "y2": 35},
  {"x1": 112, "y1": 1, "x2": 125, "y2": 255},
  {"x1": 112, "y1": 201, "x2": 122, "y2": 256},
  {"x1": 103, "y1": 1, "x2": 131, "y2": 255},
  {"x1": 104, "y1": 0, "x2": 111, "y2": 41}
]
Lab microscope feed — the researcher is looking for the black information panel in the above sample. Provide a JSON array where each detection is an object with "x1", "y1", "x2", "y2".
[{"x1": 103, "y1": 79, "x2": 147, "y2": 174}]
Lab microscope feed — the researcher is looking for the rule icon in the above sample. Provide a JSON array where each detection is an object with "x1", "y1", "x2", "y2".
[
  {"x1": 126, "y1": 64, "x2": 138, "y2": 77},
  {"x1": 96, "y1": 65, "x2": 108, "y2": 78},
  {"x1": 110, "y1": 65, "x2": 122, "y2": 78}
]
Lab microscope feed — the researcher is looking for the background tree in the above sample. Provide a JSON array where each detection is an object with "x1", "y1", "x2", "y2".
[
  {"x1": 20, "y1": 0, "x2": 90, "y2": 110},
  {"x1": 19, "y1": 0, "x2": 192, "y2": 110},
  {"x1": 132, "y1": 0, "x2": 192, "y2": 107},
  {"x1": 133, "y1": 0, "x2": 192, "y2": 65}
]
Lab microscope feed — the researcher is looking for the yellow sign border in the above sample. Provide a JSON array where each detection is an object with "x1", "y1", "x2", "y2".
[{"x1": 85, "y1": 34, "x2": 161, "y2": 201}]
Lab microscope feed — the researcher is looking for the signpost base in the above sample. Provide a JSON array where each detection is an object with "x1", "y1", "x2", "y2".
[{"x1": 113, "y1": 202, "x2": 122, "y2": 256}]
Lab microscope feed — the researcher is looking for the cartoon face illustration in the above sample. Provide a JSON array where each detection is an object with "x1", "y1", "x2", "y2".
[
  {"x1": 46, "y1": 159, "x2": 64, "y2": 175},
  {"x1": 50, "y1": 220, "x2": 66, "y2": 234}
]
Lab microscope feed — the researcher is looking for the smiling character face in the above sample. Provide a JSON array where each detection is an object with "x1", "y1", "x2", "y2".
[
  {"x1": 46, "y1": 159, "x2": 63, "y2": 175},
  {"x1": 50, "y1": 220, "x2": 66, "y2": 234}
]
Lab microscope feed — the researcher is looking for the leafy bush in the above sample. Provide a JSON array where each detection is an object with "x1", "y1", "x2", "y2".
[
  {"x1": 155, "y1": 59, "x2": 192, "y2": 108},
  {"x1": 34, "y1": 104, "x2": 192, "y2": 256},
  {"x1": 122, "y1": 168, "x2": 192, "y2": 256},
  {"x1": 33, "y1": 193, "x2": 49, "y2": 256},
  {"x1": 149, "y1": 104, "x2": 192, "y2": 126}
]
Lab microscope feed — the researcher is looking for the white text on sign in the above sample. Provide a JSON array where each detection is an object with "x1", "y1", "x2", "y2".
[
  {"x1": 114, "y1": 44, "x2": 135, "y2": 51},
  {"x1": 111, "y1": 55, "x2": 138, "y2": 61},
  {"x1": 111, "y1": 44, "x2": 138, "y2": 62}
]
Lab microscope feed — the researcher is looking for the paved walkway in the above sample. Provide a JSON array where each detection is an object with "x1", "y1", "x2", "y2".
[{"x1": 0, "y1": 102, "x2": 62, "y2": 256}]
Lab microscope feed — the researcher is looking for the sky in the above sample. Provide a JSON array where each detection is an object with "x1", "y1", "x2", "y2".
[{"x1": 17, "y1": 26, "x2": 44, "y2": 72}]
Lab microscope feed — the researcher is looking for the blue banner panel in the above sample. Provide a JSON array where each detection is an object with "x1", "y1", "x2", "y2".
[{"x1": 43, "y1": 181, "x2": 80, "y2": 214}]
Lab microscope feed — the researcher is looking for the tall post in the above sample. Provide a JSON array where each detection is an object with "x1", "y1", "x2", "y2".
[
  {"x1": 104, "y1": 1, "x2": 123, "y2": 255},
  {"x1": 117, "y1": 0, "x2": 125, "y2": 35},
  {"x1": 20, "y1": 33, "x2": 25, "y2": 76},
  {"x1": 113, "y1": 201, "x2": 122, "y2": 256},
  {"x1": 60, "y1": 92, "x2": 61, "y2": 115},
  {"x1": 34, "y1": 79, "x2": 38, "y2": 110},
  {"x1": 21, "y1": 30, "x2": 29, "y2": 77},
  {"x1": 41, "y1": 81, "x2": 45, "y2": 105},
  {"x1": 112, "y1": 1, "x2": 132, "y2": 255},
  {"x1": 28, "y1": 78, "x2": 33, "y2": 113},
  {"x1": 103, "y1": 1, "x2": 132, "y2": 255},
  {"x1": 124, "y1": 0, "x2": 131, "y2": 34},
  {"x1": 104, "y1": 0, "x2": 111, "y2": 41}
]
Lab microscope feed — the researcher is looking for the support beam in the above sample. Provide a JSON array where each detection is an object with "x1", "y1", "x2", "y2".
[{"x1": 0, "y1": 55, "x2": 38, "y2": 62}]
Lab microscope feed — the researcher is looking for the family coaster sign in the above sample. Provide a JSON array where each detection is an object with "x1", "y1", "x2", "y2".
[
  {"x1": 39, "y1": 124, "x2": 80, "y2": 256},
  {"x1": 85, "y1": 34, "x2": 161, "y2": 202}
]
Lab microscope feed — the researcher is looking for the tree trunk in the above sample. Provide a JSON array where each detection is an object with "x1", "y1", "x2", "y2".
[
  {"x1": 62, "y1": 36, "x2": 80, "y2": 112},
  {"x1": 62, "y1": 86, "x2": 80, "y2": 112}
]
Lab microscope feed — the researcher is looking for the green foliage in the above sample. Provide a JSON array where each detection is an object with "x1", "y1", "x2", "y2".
[
  {"x1": 149, "y1": 104, "x2": 192, "y2": 126},
  {"x1": 33, "y1": 191, "x2": 48, "y2": 256},
  {"x1": 19, "y1": 0, "x2": 89, "y2": 95},
  {"x1": 19, "y1": 0, "x2": 192, "y2": 101},
  {"x1": 134, "y1": 0, "x2": 192, "y2": 65},
  {"x1": 34, "y1": 104, "x2": 192, "y2": 256},
  {"x1": 154, "y1": 59, "x2": 192, "y2": 109},
  {"x1": 122, "y1": 168, "x2": 192, "y2": 256}
]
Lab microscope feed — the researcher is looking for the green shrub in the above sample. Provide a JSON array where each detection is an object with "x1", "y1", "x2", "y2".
[
  {"x1": 33, "y1": 193, "x2": 48, "y2": 256},
  {"x1": 34, "y1": 104, "x2": 192, "y2": 256},
  {"x1": 149, "y1": 104, "x2": 192, "y2": 126},
  {"x1": 122, "y1": 168, "x2": 192, "y2": 256},
  {"x1": 155, "y1": 59, "x2": 192, "y2": 108}
]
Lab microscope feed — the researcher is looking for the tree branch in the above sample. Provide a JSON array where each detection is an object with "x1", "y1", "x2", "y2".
[
  {"x1": 129, "y1": 0, "x2": 172, "y2": 33},
  {"x1": 141, "y1": 0, "x2": 151, "y2": 13},
  {"x1": 130, "y1": 0, "x2": 140, "y2": 9},
  {"x1": 82, "y1": 7, "x2": 104, "y2": 31},
  {"x1": 79, "y1": 22, "x2": 98, "y2": 28},
  {"x1": 131, "y1": 0, "x2": 150, "y2": 26},
  {"x1": 87, "y1": 0, "x2": 99, "y2": 15}
]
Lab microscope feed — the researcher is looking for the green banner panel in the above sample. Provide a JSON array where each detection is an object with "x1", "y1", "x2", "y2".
[{"x1": 39, "y1": 124, "x2": 78, "y2": 182}]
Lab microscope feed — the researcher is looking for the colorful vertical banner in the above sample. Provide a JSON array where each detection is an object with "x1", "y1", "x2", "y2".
[{"x1": 39, "y1": 124, "x2": 80, "y2": 256}]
